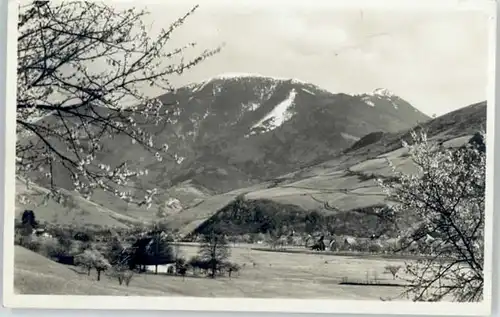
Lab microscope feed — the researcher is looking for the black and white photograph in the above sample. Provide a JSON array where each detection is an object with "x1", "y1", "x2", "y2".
[{"x1": 2, "y1": 0, "x2": 497, "y2": 314}]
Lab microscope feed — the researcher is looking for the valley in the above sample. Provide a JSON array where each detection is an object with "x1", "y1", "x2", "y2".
[{"x1": 13, "y1": 75, "x2": 487, "y2": 301}]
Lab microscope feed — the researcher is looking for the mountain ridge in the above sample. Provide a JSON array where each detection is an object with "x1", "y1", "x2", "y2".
[
  {"x1": 161, "y1": 100, "x2": 486, "y2": 238},
  {"x1": 19, "y1": 74, "x2": 430, "y2": 219},
  {"x1": 15, "y1": 98, "x2": 486, "y2": 240}
]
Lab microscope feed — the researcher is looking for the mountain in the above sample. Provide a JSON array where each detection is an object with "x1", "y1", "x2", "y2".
[
  {"x1": 161, "y1": 101, "x2": 486, "y2": 238},
  {"x1": 120, "y1": 74, "x2": 429, "y2": 194},
  {"x1": 19, "y1": 73, "x2": 429, "y2": 217},
  {"x1": 15, "y1": 94, "x2": 485, "y2": 239}
]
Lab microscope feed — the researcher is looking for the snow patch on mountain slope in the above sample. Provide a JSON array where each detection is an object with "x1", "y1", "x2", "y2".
[
  {"x1": 358, "y1": 88, "x2": 406, "y2": 108},
  {"x1": 184, "y1": 73, "x2": 333, "y2": 96},
  {"x1": 244, "y1": 102, "x2": 260, "y2": 111},
  {"x1": 191, "y1": 84, "x2": 205, "y2": 94},
  {"x1": 301, "y1": 88, "x2": 315, "y2": 95},
  {"x1": 370, "y1": 88, "x2": 396, "y2": 98},
  {"x1": 365, "y1": 100, "x2": 376, "y2": 107},
  {"x1": 210, "y1": 72, "x2": 262, "y2": 80},
  {"x1": 341, "y1": 132, "x2": 361, "y2": 142},
  {"x1": 207, "y1": 72, "x2": 296, "y2": 82},
  {"x1": 234, "y1": 102, "x2": 262, "y2": 124},
  {"x1": 257, "y1": 83, "x2": 278, "y2": 101},
  {"x1": 250, "y1": 89, "x2": 297, "y2": 133},
  {"x1": 362, "y1": 96, "x2": 376, "y2": 107}
]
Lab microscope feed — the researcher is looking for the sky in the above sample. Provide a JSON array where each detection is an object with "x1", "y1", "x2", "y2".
[{"x1": 116, "y1": 1, "x2": 492, "y2": 117}]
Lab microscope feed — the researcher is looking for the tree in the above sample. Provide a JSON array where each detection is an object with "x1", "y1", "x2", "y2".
[
  {"x1": 173, "y1": 243, "x2": 181, "y2": 261},
  {"x1": 198, "y1": 232, "x2": 231, "y2": 278},
  {"x1": 94, "y1": 254, "x2": 112, "y2": 281},
  {"x1": 384, "y1": 265, "x2": 402, "y2": 280},
  {"x1": 104, "y1": 236, "x2": 124, "y2": 265},
  {"x1": 175, "y1": 257, "x2": 188, "y2": 280},
  {"x1": 74, "y1": 249, "x2": 94, "y2": 276},
  {"x1": 38, "y1": 235, "x2": 65, "y2": 258},
  {"x1": 178, "y1": 266, "x2": 187, "y2": 281},
  {"x1": 16, "y1": 1, "x2": 221, "y2": 206},
  {"x1": 21, "y1": 210, "x2": 38, "y2": 229},
  {"x1": 188, "y1": 255, "x2": 203, "y2": 275},
  {"x1": 224, "y1": 262, "x2": 241, "y2": 279},
  {"x1": 147, "y1": 232, "x2": 175, "y2": 274},
  {"x1": 75, "y1": 248, "x2": 110, "y2": 280},
  {"x1": 305, "y1": 211, "x2": 324, "y2": 234},
  {"x1": 110, "y1": 264, "x2": 134, "y2": 286},
  {"x1": 268, "y1": 226, "x2": 286, "y2": 249},
  {"x1": 378, "y1": 130, "x2": 485, "y2": 302},
  {"x1": 20, "y1": 210, "x2": 38, "y2": 236}
]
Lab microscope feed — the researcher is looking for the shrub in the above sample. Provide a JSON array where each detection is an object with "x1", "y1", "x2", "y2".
[
  {"x1": 74, "y1": 231, "x2": 92, "y2": 242},
  {"x1": 110, "y1": 265, "x2": 134, "y2": 286},
  {"x1": 223, "y1": 262, "x2": 241, "y2": 277},
  {"x1": 18, "y1": 235, "x2": 40, "y2": 252},
  {"x1": 104, "y1": 237, "x2": 124, "y2": 265},
  {"x1": 367, "y1": 242, "x2": 383, "y2": 253},
  {"x1": 37, "y1": 236, "x2": 65, "y2": 258},
  {"x1": 188, "y1": 256, "x2": 202, "y2": 275},
  {"x1": 175, "y1": 257, "x2": 186, "y2": 270},
  {"x1": 68, "y1": 240, "x2": 88, "y2": 256},
  {"x1": 384, "y1": 265, "x2": 402, "y2": 280},
  {"x1": 123, "y1": 270, "x2": 134, "y2": 286}
]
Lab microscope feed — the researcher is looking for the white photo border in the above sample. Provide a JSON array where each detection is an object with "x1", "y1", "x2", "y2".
[{"x1": 2, "y1": 0, "x2": 497, "y2": 315}]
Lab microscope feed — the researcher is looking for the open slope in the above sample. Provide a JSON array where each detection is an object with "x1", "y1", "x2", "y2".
[
  {"x1": 14, "y1": 101, "x2": 484, "y2": 238},
  {"x1": 14, "y1": 246, "x2": 168, "y2": 296},
  {"x1": 163, "y1": 101, "x2": 486, "y2": 238},
  {"x1": 15, "y1": 178, "x2": 143, "y2": 228},
  {"x1": 15, "y1": 79, "x2": 486, "y2": 241},
  {"x1": 14, "y1": 244, "x2": 410, "y2": 299},
  {"x1": 21, "y1": 75, "x2": 428, "y2": 212}
]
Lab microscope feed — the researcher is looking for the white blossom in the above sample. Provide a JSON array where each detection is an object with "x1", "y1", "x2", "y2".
[
  {"x1": 378, "y1": 130, "x2": 485, "y2": 302},
  {"x1": 15, "y1": 1, "x2": 221, "y2": 207}
]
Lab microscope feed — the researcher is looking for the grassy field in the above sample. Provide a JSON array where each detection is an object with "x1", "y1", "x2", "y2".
[
  {"x1": 166, "y1": 134, "x2": 474, "y2": 237},
  {"x1": 15, "y1": 244, "x2": 412, "y2": 300},
  {"x1": 15, "y1": 178, "x2": 143, "y2": 229}
]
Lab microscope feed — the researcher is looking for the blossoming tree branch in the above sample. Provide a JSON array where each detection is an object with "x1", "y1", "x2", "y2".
[
  {"x1": 15, "y1": 1, "x2": 220, "y2": 207},
  {"x1": 378, "y1": 130, "x2": 485, "y2": 302}
]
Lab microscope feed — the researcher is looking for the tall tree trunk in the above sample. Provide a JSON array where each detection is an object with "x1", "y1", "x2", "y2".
[
  {"x1": 87, "y1": 268, "x2": 91, "y2": 276},
  {"x1": 97, "y1": 270, "x2": 101, "y2": 281},
  {"x1": 211, "y1": 262, "x2": 216, "y2": 278},
  {"x1": 155, "y1": 265, "x2": 158, "y2": 274}
]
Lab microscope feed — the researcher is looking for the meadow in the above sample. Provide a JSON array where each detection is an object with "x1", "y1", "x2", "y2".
[{"x1": 15, "y1": 243, "x2": 410, "y2": 300}]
